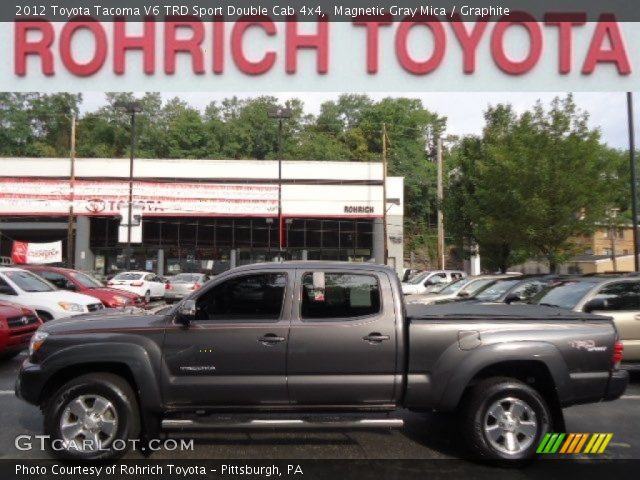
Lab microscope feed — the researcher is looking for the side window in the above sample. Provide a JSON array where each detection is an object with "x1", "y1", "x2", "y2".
[
  {"x1": 512, "y1": 281, "x2": 546, "y2": 301},
  {"x1": 301, "y1": 272, "x2": 380, "y2": 320},
  {"x1": 425, "y1": 273, "x2": 447, "y2": 286},
  {"x1": 0, "y1": 276, "x2": 16, "y2": 295},
  {"x1": 592, "y1": 282, "x2": 640, "y2": 311},
  {"x1": 40, "y1": 271, "x2": 68, "y2": 289},
  {"x1": 145, "y1": 274, "x2": 154, "y2": 282},
  {"x1": 195, "y1": 273, "x2": 287, "y2": 322},
  {"x1": 451, "y1": 272, "x2": 462, "y2": 280}
]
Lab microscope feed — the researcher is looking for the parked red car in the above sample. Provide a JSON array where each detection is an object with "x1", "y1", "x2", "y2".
[
  {"x1": 0, "y1": 300, "x2": 42, "y2": 359},
  {"x1": 22, "y1": 266, "x2": 142, "y2": 308}
]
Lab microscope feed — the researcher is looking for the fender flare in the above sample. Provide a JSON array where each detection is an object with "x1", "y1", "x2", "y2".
[
  {"x1": 434, "y1": 341, "x2": 571, "y2": 411},
  {"x1": 40, "y1": 341, "x2": 163, "y2": 413}
]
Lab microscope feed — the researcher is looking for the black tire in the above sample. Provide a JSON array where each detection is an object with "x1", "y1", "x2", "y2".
[
  {"x1": 459, "y1": 377, "x2": 552, "y2": 462},
  {"x1": 44, "y1": 373, "x2": 140, "y2": 460},
  {"x1": 165, "y1": 299, "x2": 174, "y2": 305},
  {"x1": 144, "y1": 291, "x2": 151, "y2": 303}
]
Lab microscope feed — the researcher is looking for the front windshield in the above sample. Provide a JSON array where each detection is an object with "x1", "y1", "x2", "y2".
[
  {"x1": 114, "y1": 273, "x2": 143, "y2": 281},
  {"x1": 473, "y1": 279, "x2": 520, "y2": 302},
  {"x1": 407, "y1": 272, "x2": 429, "y2": 285},
  {"x1": 4, "y1": 270, "x2": 55, "y2": 292},
  {"x1": 437, "y1": 278, "x2": 467, "y2": 295},
  {"x1": 532, "y1": 281, "x2": 597, "y2": 310},
  {"x1": 70, "y1": 271, "x2": 104, "y2": 288},
  {"x1": 464, "y1": 278, "x2": 498, "y2": 295}
]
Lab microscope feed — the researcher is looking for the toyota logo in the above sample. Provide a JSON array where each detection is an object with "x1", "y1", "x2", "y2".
[{"x1": 85, "y1": 198, "x2": 106, "y2": 213}]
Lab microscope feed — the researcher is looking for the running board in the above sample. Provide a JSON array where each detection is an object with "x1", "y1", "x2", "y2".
[{"x1": 161, "y1": 417, "x2": 404, "y2": 431}]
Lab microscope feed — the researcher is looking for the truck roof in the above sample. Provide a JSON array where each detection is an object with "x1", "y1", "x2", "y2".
[{"x1": 230, "y1": 261, "x2": 397, "y2": 274}]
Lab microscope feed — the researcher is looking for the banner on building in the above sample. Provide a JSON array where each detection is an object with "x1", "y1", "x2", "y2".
[{"x1": 11, "y1": 240, "x2": 63, "y2": 264}]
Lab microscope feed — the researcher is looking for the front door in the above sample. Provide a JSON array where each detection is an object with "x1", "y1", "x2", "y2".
[
  {"x1": 161, "y1": 271, "x2": 291, "y2": 406},
  {"x1": 287, "y1": 269, "x2": 399, "y2": 405}
]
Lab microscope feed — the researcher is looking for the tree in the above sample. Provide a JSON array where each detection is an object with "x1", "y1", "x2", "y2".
[{"x1": 445, "y1": 95, "x2": 618, "y2": 272}]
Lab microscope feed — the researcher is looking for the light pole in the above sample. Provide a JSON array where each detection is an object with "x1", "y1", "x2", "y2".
[
  {"x1": 268, "y1": 107, "x2": 292, "y2": 255},
  {"x1": 628, "y1": 92, "x2": 639, "y2": 272},
  {"x1": 115, "y1": 100, "x2": 143, "y2": 270}
]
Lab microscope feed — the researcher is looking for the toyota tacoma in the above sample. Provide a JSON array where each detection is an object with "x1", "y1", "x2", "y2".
[{"x1": 15, "y1": 262, "x2": 628, "y2": 461}]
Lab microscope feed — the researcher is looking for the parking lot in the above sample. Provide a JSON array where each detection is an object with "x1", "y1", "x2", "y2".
[{"x1": 1, "y1": 351, "x2": 639, "y2": 461}]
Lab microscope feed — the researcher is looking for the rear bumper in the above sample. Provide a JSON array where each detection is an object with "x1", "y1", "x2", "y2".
[{"x1": 604, "y1": 369, "x2": 629, "y2": 401}]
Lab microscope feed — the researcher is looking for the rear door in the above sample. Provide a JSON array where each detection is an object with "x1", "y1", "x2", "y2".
[{"x1": 287, "y1": 269, "x2": 399, "y2": 405}]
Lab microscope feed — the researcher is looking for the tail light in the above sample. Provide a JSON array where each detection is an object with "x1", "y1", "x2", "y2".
[
  {"x1": 131, "y1": 281, "x2": 143, "y2": 287},
  {"x1": 165, "y1": 283, "x2": 172, "y2": 290},
  {"x1": 612, "y1": 341, "x2": 624, "y2": 369},
  {"x1": 192, "y1": 283, "x2": 201, "y2": 290}
]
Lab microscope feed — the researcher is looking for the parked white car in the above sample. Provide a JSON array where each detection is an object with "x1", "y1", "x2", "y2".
[
  {"x1": 401, "y1": 270, "x2": 466, "y2": 295},
  {"x1": 0, "y1": 267, "x2": 104, "y2": 321},
  {"x1": 107, "y1": 271, "x2": 165, "y2": 303}
]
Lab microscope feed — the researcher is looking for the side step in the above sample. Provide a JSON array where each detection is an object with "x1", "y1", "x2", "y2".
[{"x1": 162, "y1": 415, "x2": 404, "y2": 431}]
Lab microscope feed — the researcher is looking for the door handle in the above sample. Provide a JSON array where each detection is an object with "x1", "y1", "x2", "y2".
[
  {"x1": 257, "y1": 333, "x2": 286, "y2": 345},
  {"x1": 362, "y1": 332, "x2": 390, "y2": 343}
]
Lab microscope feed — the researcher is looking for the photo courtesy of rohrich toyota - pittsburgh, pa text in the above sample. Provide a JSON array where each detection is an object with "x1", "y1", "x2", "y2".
[{"x1": 0, "y1": 0, "x2": 639, "y2": 479}]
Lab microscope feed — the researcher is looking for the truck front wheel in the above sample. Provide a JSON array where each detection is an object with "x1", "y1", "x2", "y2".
[
  {"x1": 460, "y1": 377, "x2": 552, "y2": 462},
  {"x1": 43, "y1": 373, "x2": 140, "y2": 460}
]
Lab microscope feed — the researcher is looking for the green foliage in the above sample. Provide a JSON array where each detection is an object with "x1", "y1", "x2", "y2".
[{"x1": 445, "y1": 95, "x2": 628, "y2": 272}]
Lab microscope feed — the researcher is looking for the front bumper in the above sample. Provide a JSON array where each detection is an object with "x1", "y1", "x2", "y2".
[
  {"x1": 14, "y1": 358, "x2": 46, "y2": 405},
  {"x1": 604, "y1": 369, "x2": 629, "y2": 401}
]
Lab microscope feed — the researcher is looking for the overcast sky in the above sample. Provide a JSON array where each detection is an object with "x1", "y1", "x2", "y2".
[{"x1": 79, "y1": 92, "x2": 639, "y2": 150}]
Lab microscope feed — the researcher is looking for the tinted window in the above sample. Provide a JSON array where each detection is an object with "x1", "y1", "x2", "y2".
[
  {"x1": 4, "y1": 270, "x2": 55, "y2": 292},
  {"x1": 438, "y1": 278, "x2": 467, "y2": 295},
  {"x1": 511, "y1": 280, "x2": 548, "y2": 301},
  {"x1": 425, "y1": 273, "x2": 447, "y2": 285},
  {"x1": 591, "y1": 282, "x2": 640, "y2": 311},
  {"x1": 301, "y1": 272, "x2": 380, "y2": 320},
  {"x1": 195, "y1": 273, "x2": 286, "y2": 322},
  {"x1": 533, "y1": 281, "x2": 597, "y2": 310},
  {"x1": 39, "y1": 271, "x2": 69, "y2": 289}
]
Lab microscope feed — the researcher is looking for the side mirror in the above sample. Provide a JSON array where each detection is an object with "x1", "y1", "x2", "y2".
[
  {"x1": 504, "y1": 292, "x2": 522, "y2": 304},
  {"x1": 176, "y1": 299, "x2": 196, "y2": 326},
  {"x1": 584, "y1": 298, "x2": 608, "y2": 313},
  {"x1": 0, "y1": 285, "x2": 16, "y2": 295}
]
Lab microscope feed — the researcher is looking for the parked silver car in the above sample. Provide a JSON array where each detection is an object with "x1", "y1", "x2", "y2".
[
  {"x1": 406, "y1": 275, "x2": 514, "y2": 305},
  {"x1": 164, "y1": 273, "x2": 211, "y2": 304}
]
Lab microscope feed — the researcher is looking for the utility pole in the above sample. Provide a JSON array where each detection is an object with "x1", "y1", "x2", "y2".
[
  {"x1": 382, "y1": 123, "x2": 388, "y2": 264},
  {"x1": 115, "y1": 101, "x2": 143, "y2": 270},
  {"x1": 436, "y1": 137, "x2": 445, "y2": 270},
  {"x1": 267, "y1": 107, "x2": 292, "y2": 256},
  {"x1": 628, "y1": 92, "x2": 639, "y2": 272},
  {"x1": 66, "y1": 113, "x2": 76, "y2": 269}
]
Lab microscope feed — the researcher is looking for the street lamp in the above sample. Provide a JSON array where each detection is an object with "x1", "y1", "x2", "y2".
[
  {"x1": 268, "y1": 107, "x2": 292, "y2": 253},
  {"x1": 114, "y1": 100, "x2": 143, "y2": 270}
]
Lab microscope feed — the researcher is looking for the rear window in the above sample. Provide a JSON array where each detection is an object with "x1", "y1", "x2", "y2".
[
  {"x1": 172, "y1": 274, "x2": 201, "y2": 282},
  {"x1": 301, "y1": 272, "x2": 381, "y2": 320},
  {"x1": 113, "y1": 273, "x2": 143, "y2": 281}
]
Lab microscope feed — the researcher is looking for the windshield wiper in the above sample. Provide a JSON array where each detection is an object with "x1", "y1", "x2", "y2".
[{"x1": 539, "y1": 302, "x2": 560, "y2": 308}]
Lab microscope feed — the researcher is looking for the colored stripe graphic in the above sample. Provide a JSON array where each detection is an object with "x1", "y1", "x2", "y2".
[{"x1": 537, "y1": 433, "x2": 612, "y2": 454}]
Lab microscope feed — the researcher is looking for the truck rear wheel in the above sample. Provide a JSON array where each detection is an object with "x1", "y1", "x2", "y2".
[
  {"x1": 43, "y1": 373, "x2": 140, "y2": 460},
  {"x1": 460, "y1": 377, "x2": 552, "y2": 462}
]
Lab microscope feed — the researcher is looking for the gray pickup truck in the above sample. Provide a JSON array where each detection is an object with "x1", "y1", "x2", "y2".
[{"x1": 16, "y1": 262, "x2": 628, "y2": 461}]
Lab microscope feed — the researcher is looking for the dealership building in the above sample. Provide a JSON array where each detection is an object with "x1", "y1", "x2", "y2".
[{"x1": 0, "y1": 158, "x2": 404, "y2": 276}]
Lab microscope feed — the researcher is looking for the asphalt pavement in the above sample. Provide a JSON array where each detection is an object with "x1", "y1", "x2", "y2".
[{"x1": 0, "y1": 352, "x2": 638, "y2": 461}]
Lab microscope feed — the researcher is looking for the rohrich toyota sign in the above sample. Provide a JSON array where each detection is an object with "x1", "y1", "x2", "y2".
[{"x1": 3, "y1": 6, "x2": 640, "y2": 91}]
